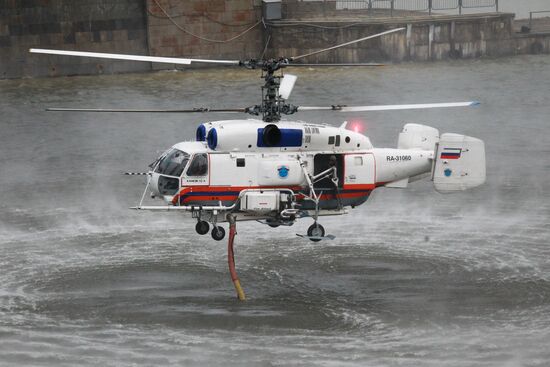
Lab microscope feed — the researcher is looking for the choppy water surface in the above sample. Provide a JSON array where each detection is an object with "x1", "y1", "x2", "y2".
[{"x1": 1, "y1": 56, "x2": 549, "y2": 366}]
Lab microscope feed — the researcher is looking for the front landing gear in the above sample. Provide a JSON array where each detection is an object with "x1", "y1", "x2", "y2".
[{"x1": 307, "y1": 223, "x2": 325, "y2": 242}]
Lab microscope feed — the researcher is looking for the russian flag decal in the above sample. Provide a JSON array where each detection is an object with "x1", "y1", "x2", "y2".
[{"x1": 441, "y1": 147, "x2": 462, "y2": 160}]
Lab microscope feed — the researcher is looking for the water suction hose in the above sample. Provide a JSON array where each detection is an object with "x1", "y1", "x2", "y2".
[{"x1": 227, "y1": 214, "x2": 246, "y2": 301}]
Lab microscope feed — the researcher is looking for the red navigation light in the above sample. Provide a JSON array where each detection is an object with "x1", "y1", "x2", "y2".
[{"x1": 347, "y1": 119, "x2": 367, "y2": 134}]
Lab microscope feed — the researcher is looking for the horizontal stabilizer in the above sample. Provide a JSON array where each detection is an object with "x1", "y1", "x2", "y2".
[{"x1": 385, "y1": 178, "x2": 409, "y2": 188}]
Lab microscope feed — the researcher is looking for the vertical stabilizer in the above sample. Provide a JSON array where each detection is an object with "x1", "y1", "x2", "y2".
[{"x1": 432, "y1": 133, "x2": 486, "y2": 193}]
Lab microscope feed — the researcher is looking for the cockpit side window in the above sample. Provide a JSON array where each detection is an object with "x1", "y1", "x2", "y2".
[
  {"x1": 186, "y1": 153, "x2": 208, "y2": 176},
  {"x1": 154, "y1": 149, "x2": 189, "y2": 177}
]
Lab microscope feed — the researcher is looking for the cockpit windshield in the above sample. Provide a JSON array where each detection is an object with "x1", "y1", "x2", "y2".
[{"x1": 154, "y1": 149, "x2": 189, "y2": 176}]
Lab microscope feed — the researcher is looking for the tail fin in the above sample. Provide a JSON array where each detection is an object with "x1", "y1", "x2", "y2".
[
  {"x1": 398, "y1": 123, "x2": 439, "y2": 150},
  {"x1": 432, "y1": 133, "x2": 486, "y2": 193}
]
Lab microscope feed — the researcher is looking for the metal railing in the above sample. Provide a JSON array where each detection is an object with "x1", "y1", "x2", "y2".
[
  {"x1": 332, "y1": 0, "x2": 500, "y2": 16},
  {"x1": 529, "y1": 11, "x2": 550, "y2": 31}
]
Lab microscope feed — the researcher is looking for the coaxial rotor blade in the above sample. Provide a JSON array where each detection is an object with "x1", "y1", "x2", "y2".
[
  {"x1": 30, "y1": 48, "x2": 240, "y2": 65},
  {"x1": 290, "y1": 28, "x2": 405, "y2": 61},
  {"x1": 45, "y1": 107, "x2": 246, "y2": 113},
  {"x1": 287, "y1": 63, "x2": 385, "y2": 67},
  {"x1": 298, "y1": 101, "x2": 480, "y2": 112}
]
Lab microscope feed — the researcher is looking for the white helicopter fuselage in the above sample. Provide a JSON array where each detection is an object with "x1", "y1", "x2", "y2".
[{"x1": 146, "y1": 119, "x2": 452, "y2": 225}]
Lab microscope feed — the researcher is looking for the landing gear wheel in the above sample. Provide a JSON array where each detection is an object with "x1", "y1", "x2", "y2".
[
  {"x1": 211, "y1": 226, "x2": 226, "y2": 241},
  {"x1": 195, "y1": 221, "x2": 209, "y2": 235},
  {"x1": 268, "y1": 223, "x2": 280, "y2": 228},
  {"x1": 307, "y1": 223, "x2": 325, "y2": 242}
]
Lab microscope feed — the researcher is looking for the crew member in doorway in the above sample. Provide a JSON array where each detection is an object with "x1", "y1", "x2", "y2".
[
  {"x1": 328, "y1": 155, "x2": 340, "y2": 206},
  {"x1": 328, "y1": 155, "x2": 337, "y2": 168}
]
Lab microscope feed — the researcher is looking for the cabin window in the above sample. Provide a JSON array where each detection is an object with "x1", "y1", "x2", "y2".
[
  {"x1": 154, "y1": 149, "x2": 189, "y2": 177},
  {"x1": 157, "y1": 176, "x2": 179, "y2": 196},
  {"x1": 187, "y1": 153, "x2": 208, "y2": 176},
  {"x1": 236, "y1": 158, "x2": 245, "y2": 167},
  {"x1": 335, "y1": 135, "x2": 341, "y2": 147},
  {"x1": 328, "y1": 136, "x2": 335, "y2": 144},
  {"x1": 354, "y1": 156, "x2": 363, "y2": 166}
]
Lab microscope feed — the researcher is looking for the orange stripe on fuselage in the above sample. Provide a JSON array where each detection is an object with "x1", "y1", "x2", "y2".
[
  {"x1": 172, "y1": 184, "x2": 378, "y2": 205},
  {"x1": 342, "y1": 183, "x2": 376, "y2": 190}
]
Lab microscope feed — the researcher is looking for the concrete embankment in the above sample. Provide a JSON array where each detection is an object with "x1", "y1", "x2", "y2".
[
  {"x1": 1, "y1": 0, "x2": 549, "y2": 79},
  {"x1": 0, "y1": 0, "x2": 261, "y2": 78},
  {"x1": 268, "y1": 13, "x2": 550, "y2": 62},
  {"x1": 0, "y1": 0, "x2": 151, "y2": 78}
]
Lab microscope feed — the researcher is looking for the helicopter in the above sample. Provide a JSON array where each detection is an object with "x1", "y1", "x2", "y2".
[{"x1": 30, "y1": 27, "x2": 486, "y2": 300}]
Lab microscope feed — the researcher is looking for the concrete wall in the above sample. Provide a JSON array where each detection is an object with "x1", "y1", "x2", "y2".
[
  {"x1": 2, "y1": 1, "x2": 549, "y2": 79},
  {"x1": 0, "y1": 0, "x2": 150, "y2": 78},
  {"x1": 268, "y1": 13, "x2": 550, "y2": 63},
  {"x1": 513, "y1": 33, "x2": 550, "y2": 55},
  {"x1": 146, "y1": 0, "x2": 263, "y2": 69},
  {"x1": 0, "y1": 0, "x2": 265, "y2": 78}
]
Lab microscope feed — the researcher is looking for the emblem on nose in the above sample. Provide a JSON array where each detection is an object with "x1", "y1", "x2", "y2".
[{"x1": 278, "y1": 165, "x2": 290, "y2": 178}]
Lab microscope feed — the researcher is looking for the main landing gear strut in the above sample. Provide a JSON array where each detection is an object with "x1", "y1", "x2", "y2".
[{"x1": 297, "y1": 156, "x2": 338, "y2": 242}]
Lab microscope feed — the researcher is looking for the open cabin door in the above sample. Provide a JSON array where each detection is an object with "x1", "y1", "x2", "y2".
[
  {"x1": 344, "y1": 153, "x2": 375, "y2": 188},
  {"x1": 313, "y1": 154, "x2": 344, "y2": 189}
]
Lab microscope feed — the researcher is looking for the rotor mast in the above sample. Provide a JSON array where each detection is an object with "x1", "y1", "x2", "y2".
[{"x1": 241, "y1": 58, "x2": 297, "y2": 122}]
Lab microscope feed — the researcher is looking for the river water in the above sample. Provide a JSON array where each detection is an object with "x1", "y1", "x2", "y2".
[{"x1": 1, "y1": 55, "x2": 549, "y2": 366}]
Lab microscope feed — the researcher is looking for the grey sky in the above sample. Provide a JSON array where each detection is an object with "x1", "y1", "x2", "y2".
[{"x1": 498, "y1": 0, "x2": 549, "y2": 19}]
